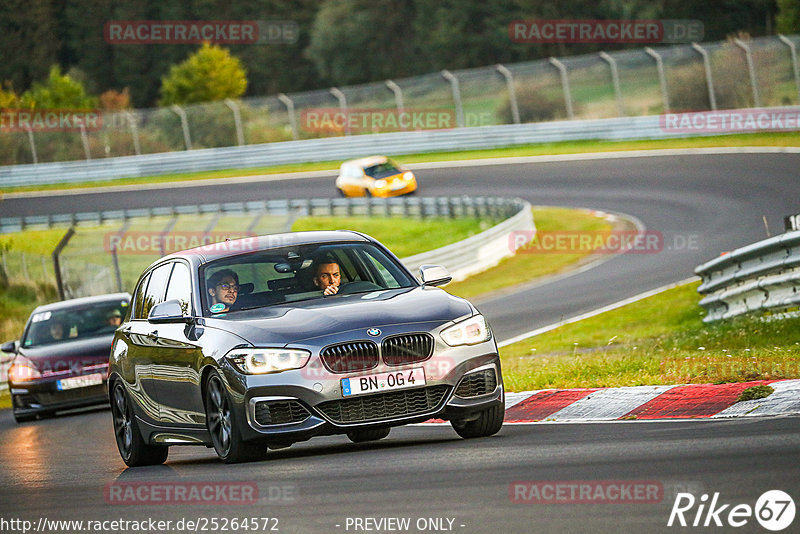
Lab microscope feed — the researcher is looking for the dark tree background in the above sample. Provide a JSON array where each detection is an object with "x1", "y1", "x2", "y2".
[{"x1": 0, "y1": 0, "x2": 788, "y2": 107}]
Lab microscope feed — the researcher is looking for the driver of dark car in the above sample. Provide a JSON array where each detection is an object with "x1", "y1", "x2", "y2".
[
  {"x1": 313, "y1": 258, "x2": 341, "y2": 296},
  {"x1": 207, "y1": 269, "x2": 239, "y2": 312}
]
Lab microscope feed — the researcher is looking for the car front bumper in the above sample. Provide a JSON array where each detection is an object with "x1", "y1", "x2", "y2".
[{"x1": 221, "y1": 342, "x2": 502, "y2": 445}]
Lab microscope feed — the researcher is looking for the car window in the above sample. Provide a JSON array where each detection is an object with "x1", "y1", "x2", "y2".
[
  {"x1": 164, "y1": 262, "x2": 192, "y2": 316},
  {"x1": 132, "y1": 271, "x2": 151, "y2": 320},
  {"x1": 364, "y1": 161, "x2": 400, "y2": 179},
  {"x1": 22, "y1": 299, "x2": 130, "y2": 348},
  {"x1": 139, "y1": 263, "x2": 173, "y2": 319},
  {"x1": 200, "y1": 242, "x2": 416, "y2": 315}
]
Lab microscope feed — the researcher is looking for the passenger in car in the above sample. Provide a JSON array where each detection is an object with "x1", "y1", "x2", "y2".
[
  {"x1": 312, "y1": 257, "x2": 341, "y2": 296},
  {"x1": 207, "y1": 269, "x2": 240, "y2": 312}
]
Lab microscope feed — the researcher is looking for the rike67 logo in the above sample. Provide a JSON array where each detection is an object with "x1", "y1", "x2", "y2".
[{"x1": 668, "y1": 490, "x2": 795, "y2": 531}]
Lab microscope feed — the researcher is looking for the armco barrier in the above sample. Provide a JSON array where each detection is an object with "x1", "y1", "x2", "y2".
[
  {"x1": 6, "y1": 109, "x2": 798, "y2": 188},
  {"x1": 695, "y1": 231, "x2": 800, "y2": 321}
]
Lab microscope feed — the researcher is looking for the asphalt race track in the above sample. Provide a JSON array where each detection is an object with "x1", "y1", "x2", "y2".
[{"x1": 1, "y1": 151, "x2": 800, "y2": 532}]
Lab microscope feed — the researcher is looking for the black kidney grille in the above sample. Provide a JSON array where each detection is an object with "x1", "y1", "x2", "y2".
[
  {"x1": 454, "y1": 368, "x2": 498, "y2": 398},
  {"x1": 254, "y1": 400, "x2": 311, "y2": 426},
  {"x1": 320, "y1": 341, "x2": 379, "y2": 373},
  {"x1": 382, "y1": 333, "x2": 434, "y2": 366},
  {"x1": 315, "y1": 385, "x2": 449, "y2": 424}
]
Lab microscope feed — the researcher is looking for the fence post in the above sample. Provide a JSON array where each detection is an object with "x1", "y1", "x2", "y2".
[
  {"x1": 441, "y1": 70, "x2": 465, "y2": 128},
  {"x1": 733, "y1": 38, "x2": 761, "y2": 107},
  {"x1": 599, "y1": 52, "x2": 625, "y2": 116},
  {"x1": 24, "y1": 124, "x2": 38, "y2": 164},
  {"x1": 79, "y1": 124, "x2": 91, "y2": 160},
  {"x1": 691, "y1": 42, "x2": 717, "y2": 110},
  {"x1": 548, "y1": 57, "x2": 574, "y2": 119},
  {"x1": 495, "y1": 64, "x2": 520, "y2": 124},
  {"x1": 385, "y1": 80, "x2": 406, "y2": 129},
  {"x1": 224, "y1": 99, "x2": 246, "y2": 146},
  {"x1": 778, "y1": 35, "x2": 800, "y2": 104},
  {"x1": 52, "y1": 227, "x2": 76, "y2": 301},
  {"x1": 170, "y1": 104, "x2": 192, "y2": 150},
  {"x1": 277, "y1": 93, "x2": 299, "y2": 140},
  {"x1": 330, "y1": 87, "x2": 349, "y2": 136},
  {"x1": 126, "y1": 111, "x2": 141, "y2": 156},
  {"x1": 644, "y1": 47, "x2": 670, "y2": 112}
]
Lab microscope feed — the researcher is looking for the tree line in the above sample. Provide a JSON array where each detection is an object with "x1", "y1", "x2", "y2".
[{"x1": 0, "y1": 0, "x2": 796, "y2": 109}]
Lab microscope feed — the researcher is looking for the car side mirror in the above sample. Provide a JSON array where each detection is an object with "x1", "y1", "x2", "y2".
[
  {"x1": 420, "y1": 264, "x2": 452, "y2": 287},
  {"x1": 1, "y1": 340, "x2": 18, "y2": 354},
  {"x1": 148, "y1": 299, "x2": 192, "y2": 324}
]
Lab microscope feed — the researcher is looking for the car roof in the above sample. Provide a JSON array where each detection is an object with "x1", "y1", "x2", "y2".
[
  {"x1": 32, "y1": 292, "x2": 131, "y2": 314},
  {"x1": 342, "y1": 155, "x2": 390, "y2": 168},
  {"x1": 158, "y1": 230, "x2": 373, "y2": 266}
]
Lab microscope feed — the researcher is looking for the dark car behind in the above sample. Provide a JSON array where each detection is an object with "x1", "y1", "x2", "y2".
[{"x1": 3, "y1": 292, "x2": 131, "y2": 422}]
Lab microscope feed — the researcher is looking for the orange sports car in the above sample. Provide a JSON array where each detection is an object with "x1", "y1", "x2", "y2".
[{"x1": 335, "y1": 156, "x2": 418, "y2": 197}]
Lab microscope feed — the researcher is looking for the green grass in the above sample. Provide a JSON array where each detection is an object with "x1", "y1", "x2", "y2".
[
  {"x1": 445, "y1": 207, "x2": 616, "y2": 299},
  {"x1": 3, "y1": 132, "x2": 799, "y2": 194},
  {"x1": 500, "y1": 281, "x2": 800, "y2": 392},
  {"x1": 291, "y1": 215, "x2": 490, "y2": 258}
]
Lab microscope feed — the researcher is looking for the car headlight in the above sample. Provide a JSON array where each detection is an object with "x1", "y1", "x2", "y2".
[
  {"x1": 403, "y1": 171, "x2": 414, "y2": 181},
  {"x1": 374, "y1": 179, "x2": 388, "y2": 189},
  {"x1": 9, "y1": 356, "x2": 41, "y2": 382},
  {"x1": 225, "y1": 348, "x2": 310, "y2": 374},
  {"x1": 440, "y1": 315, "x2": 491, "y2": 346}
]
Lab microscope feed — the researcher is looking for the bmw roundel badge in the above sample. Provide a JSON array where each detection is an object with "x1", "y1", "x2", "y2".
[{"x1": 367, "y1": 328, "x2": 381, "y2": 337}]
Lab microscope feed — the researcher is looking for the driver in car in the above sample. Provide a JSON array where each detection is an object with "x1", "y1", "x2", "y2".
[
  {"x1": 207, "y1": 269, "x2": 240, "y2": 312},
  {"x1": 313, "y1": 257, "x2": 341, "y2": 296}
]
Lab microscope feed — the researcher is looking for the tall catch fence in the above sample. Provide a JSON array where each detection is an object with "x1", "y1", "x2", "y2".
[{"x1": 2, "y1": 34, "x2": 798, "y2": 166}]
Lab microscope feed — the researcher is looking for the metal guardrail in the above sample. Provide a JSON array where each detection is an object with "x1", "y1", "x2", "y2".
[
  {"x1": 695, "y1": 231, "x2": 800, "y2": 321},
  {"x1": 403, "y1": 198, "x2": 533, "y2": 281},
  {"x1": 3, "y1": 110, "x2": 791, "y2": 188},
  {"x1": 0, "y1": 195, "x2": 523, "y2": 234}
]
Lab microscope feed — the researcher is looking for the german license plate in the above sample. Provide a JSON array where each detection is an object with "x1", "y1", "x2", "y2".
[
  {"x1": 57, "y1": 373, "x2": 103, "y2": 391},
  {"x1": 342, "y1": 368, "x2": 425, "y2": 397}
]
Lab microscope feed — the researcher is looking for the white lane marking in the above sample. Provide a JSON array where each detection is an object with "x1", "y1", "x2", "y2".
[
  {"x1": 497, "y1": 276, "x2": 699, "y2": 348},
  {"x1": 712, "y1": 379, "x2": 800, "y2": 418}
]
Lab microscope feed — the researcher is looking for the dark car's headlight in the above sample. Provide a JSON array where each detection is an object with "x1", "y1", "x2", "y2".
[
  {"x1": 440, "y1": 315, "x2": 491, "y2": 346},
  {"x1": 225, "y1": 348, "x2": 311, "y2": 374}
]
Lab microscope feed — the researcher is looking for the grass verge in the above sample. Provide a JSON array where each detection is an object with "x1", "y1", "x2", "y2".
[
  {"x1": 444, "y1": 207, "x2": 617, "y2": 299},
  {"x1": 500, "y1": 280, "x2": 800, "y2": 392},
  {"x1": 290, "y1": 215, "x2": 490, "y2": 259},
  {"x1": 3, "y1": 132, "x2": 798, "y2": 194}
]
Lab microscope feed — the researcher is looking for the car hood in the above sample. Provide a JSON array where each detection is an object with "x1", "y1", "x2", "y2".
[
  {"x1": 17, "y1": 335, "x2": 115, "y2": 371},
  {"x1": 206, "y1": 287, "x2": 473, "y2": 346}
]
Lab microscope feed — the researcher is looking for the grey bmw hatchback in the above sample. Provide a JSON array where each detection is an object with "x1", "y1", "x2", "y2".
[{"x1": 109, "y1": 231, "x2": 504, "y2": 465}]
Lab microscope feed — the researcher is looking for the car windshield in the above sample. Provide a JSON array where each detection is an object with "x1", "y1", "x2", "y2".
[
  {"x1": 22, "y1": 300, "x2": 129, "y2": 348},
  {"x1": 200, "y1": 242, "x2": 417, "y2": 316},
  {"x1": 363, "y1": 161, "x2": 401, "y2": 179}
]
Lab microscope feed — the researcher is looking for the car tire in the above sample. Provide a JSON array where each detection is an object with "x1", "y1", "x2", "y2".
[
  {"x1": 451, "y1": 404, "x2": 504, "y2": 439},
  {"x1": 346, "y1": 426, "x2": 390, "y2": 443},
  {"x1": 205, "y1": 372, "x2": 264, "y2": 464},
  {"x1": 111, "y1": 381, "x2": 169, "y2": 467}
]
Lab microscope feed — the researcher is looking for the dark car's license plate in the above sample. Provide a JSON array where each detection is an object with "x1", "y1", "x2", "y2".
[{"x1": 342, "y1": 368, "x2": 426, "y2": 396}]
